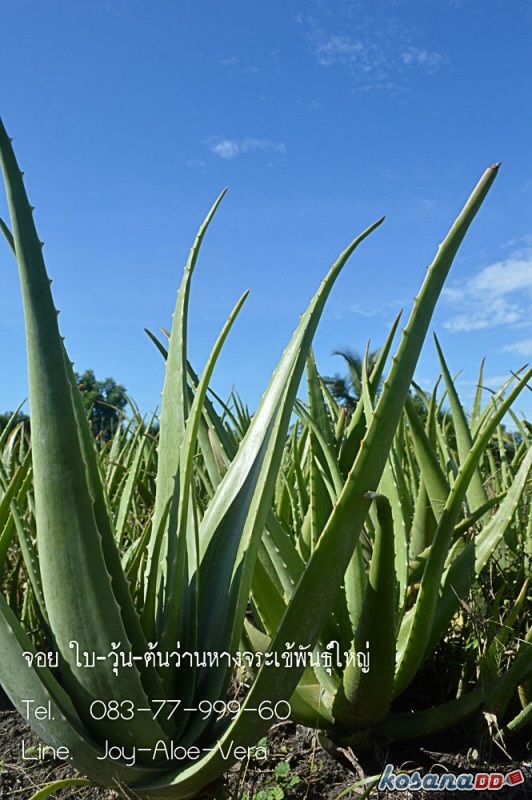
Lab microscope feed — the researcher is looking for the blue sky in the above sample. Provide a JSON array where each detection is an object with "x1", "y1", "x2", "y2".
[{"x1": 1, "y1": 0, "x2": 531, "y2": 422}]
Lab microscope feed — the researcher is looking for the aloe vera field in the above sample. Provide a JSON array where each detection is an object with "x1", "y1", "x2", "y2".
[{"x1": 0, "y1": 111, "x2": 530, "y2": 800}]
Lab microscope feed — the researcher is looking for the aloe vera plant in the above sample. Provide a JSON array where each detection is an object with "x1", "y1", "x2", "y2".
[
  {"x1": 0, "y1": 120, "x2": 382, "y2": 798},
  {"x1": 0, "y1": 117, "x2": 506, "y2": 797},
  {"x1": 245, "y1": 340, "x2": 531, "y2": 747}
]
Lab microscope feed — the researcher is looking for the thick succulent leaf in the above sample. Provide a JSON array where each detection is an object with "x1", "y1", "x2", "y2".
[
  {"x1": 251, "y1": 511, "x2": 304, "y2": 635},
  {"x1": 434, "y1": 334, "x2": 488, "y2": 512},
  {"x1": 378, "y1": 458, "x2": 408, "y2": 616},
  {"x1": 0, "y1": 593, "x2": 168, "y2": 787},
  {"x1": 425, "y1": 445, "x2": 532, "y2": 655},
  {"x1": 222, "y1": 165, "x2": 502, "y2": 766},
  {"x1": 470, "y1": 358, "x2": 486, "y2": 434},
  {"x1": 241, "y1": 619, "x2": 337, "y2": 727},
  {"x1": 192, "y1": 218, "x2": 384, "y2": 709},
  {"x1": 142, "y1": 165, "x2": 503, "y2": 793},
  {"x1": 333, "y1": 494, "x2": 396, "y2": 729},
  {"x1": 124, "y1": 218, "x2": 387, "y2": 796},
  {"x1": 409, "y1": 480, "x2": 438, "y2": 562},
  {"x1": 394, "y1": 365, "x2": 532, "y2": 695},
  {"x1": 147, "y1": 190, "x2": 227, "y2": 637},
  {"x1": 338, "y1": 313, "x2": 402, "y2": 476},
  {"x1": 113, "y1": 425, "x2": 150, "y2": 546},
  {"x1": 156, "y1": 292, "x2": 248, "y2": 719},
  {"x1": 0, "y1": 119, "x2": 170, "y2": 748},
  {"x1": 378, "y1": 688, "x2": 485, "y2": 743},
  {"x1": 0, "y1": 450, "x2": 31, "y2": 568},
  {"x1": 404, "y1": 394, "x2": 449, "y2": 523}
]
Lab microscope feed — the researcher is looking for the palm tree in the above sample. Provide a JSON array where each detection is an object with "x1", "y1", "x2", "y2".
[{"x1": 323, "y1": 347, "x2": 381, "y2": 414}]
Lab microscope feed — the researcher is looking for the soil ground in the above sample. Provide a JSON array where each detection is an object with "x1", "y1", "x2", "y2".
[{"x1": 1, "y1": 688, "x2": 531, "y2": 800}]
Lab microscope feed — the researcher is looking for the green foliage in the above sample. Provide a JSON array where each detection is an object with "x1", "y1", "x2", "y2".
[
  {"x1": 75, "y1": 368, "x2": 127, "y2": 441},
  {"x1": 0, "y1": 116, "x2": 523, "y2": 800},
  {"x1": 240, "y1": 761, "x2": 300, "y2": 800},
  {"x1": 0, "y1": 118, "x2": 385, "y2": 798},
  {"x1": 0, "y1": 408, "x2": 29, "y2": 435},
  {"x1": 245, "y1": 345, "x2": 531, "y2": 748}
]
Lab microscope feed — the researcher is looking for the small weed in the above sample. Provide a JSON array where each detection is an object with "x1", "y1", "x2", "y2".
[
  {"x1": 240, "y1": 760, "x2": 300, "y2": 800},
  {"x1": 227, "y1": 734, "x2": 302, "y2": 800}
]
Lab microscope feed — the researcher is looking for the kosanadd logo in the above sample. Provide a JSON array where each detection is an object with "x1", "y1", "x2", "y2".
[{"x1": 378, "y1": 763, "x2": 526, "y2": 792}]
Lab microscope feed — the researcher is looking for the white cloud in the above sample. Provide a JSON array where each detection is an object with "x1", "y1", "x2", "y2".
[
  {"x1": 208, "y1": 137, "x2": 286, "y2": 160},
  {"x1": 185, "y1": 158, "x2": 206, "y2": 169},
  {"x1": 302, "y1": 11, "x2": 444, "y2": 92},
  {"x1": 443, "y1": 250, "x2": 532, "y2": 333},
  {"x1": 315, "y1": 34, "x2": 366, "y2": 67},
  {"x1": 401, "y1": 46, "x2": 443, "y2": 72},
  {"x1": 500, "y1": 338, "x2": 532, "y2": 357}
]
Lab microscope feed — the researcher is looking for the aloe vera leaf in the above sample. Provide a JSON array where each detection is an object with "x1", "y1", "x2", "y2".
[
  {"x1": 9, "y1": 497, "x2": 48, "y2": 628},
  {"x1": 156, "y1": 352, "x2": 237, "y2": 494},
  {"x1": 188, "y1": 381, "x2": 236, "y2": 493},
  {"x1": 191, "y1": 219, "x2": 383, "y2": 701},
  {"x1": 139, "y1": 495, "x2": 173, "y2": 629},
  {"x1": 502, "y1": 700, "x2": 532, "y2": 735},
  {"x1": 27, "y1": 779, "x2": 95, "y2": 800},
  {"x1": 262, "y1": 444, "x2": 352, "y2": 647},
  {"x1": 113, "y1": 426, "x2": 149, "y2": 547},
  {"x1": 470, "y1": 358, "x2": 486, "y2": 435},
  {"x1": 4, "y1": 189, "x2": 156, "y2": 673},
  {"x1": 307, "y1": 350, "x2": 337, "y2": 457},
  {"x1": 408, "y1": 491, "x2": 507, "y2": 585},
  {"x1": 251, "y1": 164, "x2": 501, "y2": 733},
  {"x1": 0, "y1": 402, "x2": 28, "y2": 455},
  {"x1": 295, "y1": 401, "x2": 344, "y2": 498},
  {"x1": 242, "y1": 618, "x2": 339, "y2": 702},
  {"x1": 127, "y1": 222, "x2": 386, "y2": 795},
  {"x1": 147, "y1": 190, "x2": 227, "y2": 637},
  {"x1": 434, "y1": 334, "x2": 488, "y2": 512},
  {"x1": 249, "y1": 550, "x2": 295, "y2": 638},
  {"x1": 253, "y1": 506, "x2": 351, "y2": 669},
  {"x1": 316, "y1": 376, "x2": 345, "y2": 442},
  {"x1": 425, "y1": 445, "x2": 532, "y2": 654},
  {"x1": 254, "y1": 510, "x2": 347, "y2": 660},
  {"x1": 473, "y1": 370, "x2": 524, "y2": 439},
  {"x1": 0, "y1": 593, "x2": 168, "y2": 787},
  {"x1": 289, "y1": 682, "x2": 336, "y2": 729},
  {"x1": 258, "y1": 511, "x2": 304, "y2": 607},
  {"x1": 0, "y1": 451, "x2": 31, "y2": 568},
  {"x1": 141, "y1": 166, "x2": 505, "y2": 796},
  {"x1": 343, "y1": 538, "x2": 367, "y2": 642},
  {"x1": 404, "y1": 394, "x2": 449, "y2": 523},
  {"x1": 379, "y1": 458, "x2": 408, "y2": 615},
  {"x1": 158, "y1": 291, "x2": 249, "y2": 693},
  {"x1": 144, "y1": 326, "x2": 169, "y2": 359},
  {"x1": 391, "y1": 430, "x2": 416, "y2": 523},
  {"x1": 333, "y1": 493, "x2": 396, "y2": 729},
  {"x1": 1, "y1": 134, "x2": 165, "y2": 684},
  {"x1": 453, "y1": 491, "x2": 506, "y2": 536},
  {"x1": 291, "y1": 425, "x2": 310, "y2": 523},
  {"x1": 377, "y1": 687, "x2": 485, "y2": 743},
  {"x1": 298, "y1": 452, "x2": 332, "y2": 558},
  {"x1": 409, "y1": 480, "x2": 438, "y2": 565},
  {"x1": 280, "y1": 436, "x2": 304, "y2": 537},
  {"x1": 395, "y1": 367, "x2": 532, "y2": 695},
  {"x1": 0, "y1": 119, "x2": 170, "y2": 747},
  {"x1": 181, "y1": 359, "x2": 239, "y2": 495},
  {"x1": 338, "y1": 313, "x2": 402, "y2": 476}
]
